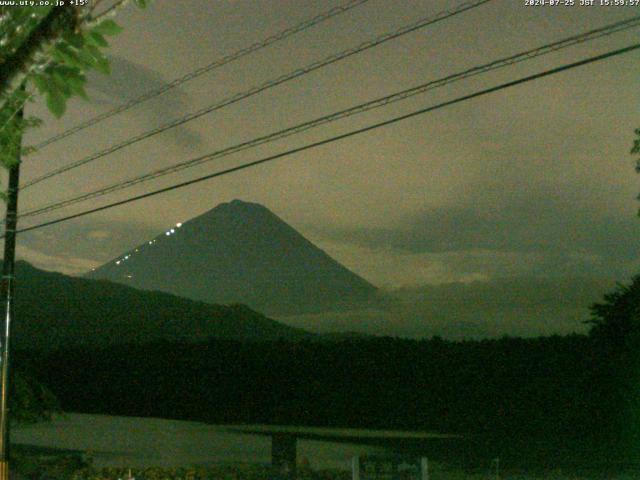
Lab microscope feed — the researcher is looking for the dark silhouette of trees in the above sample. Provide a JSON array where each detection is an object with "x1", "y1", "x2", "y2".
[
  {"x1": 587, "y1": 275, "x2": 640, "y2": 344},
  {"x1": 13, "y1": 334, "x2": 607, "y2": 468},
  {"x1": 7, "y1": 274, "x2": 640, "y2": 470},
  {"x1": 586, "y1": 275, "x2": 640, "y2": 461}
]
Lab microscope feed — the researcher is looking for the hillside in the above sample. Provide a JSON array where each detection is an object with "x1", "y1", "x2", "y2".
[
  {"x1": 10, "y1": 261, "x2": 309, "y2": 350},
  {"x1": 86, "y1": 200, "x2": 377, "y2": 315}
]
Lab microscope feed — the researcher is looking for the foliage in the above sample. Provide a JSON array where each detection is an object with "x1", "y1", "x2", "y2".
[
  {"x1": 67, "y1": 464, "x2": 350, "y2": 480},
  {"x1": 15, "y1": 274, "x2": 640, "y2": 468},
  {"x1": 10, "y1": 455, "x2": 352, "y2": 480},
  {"x1": 586, "y1": 275, "x2": 640, "y2": 458},
  {"x1": 0, "y1": 86, "x2": 41, "y2": 201},
  {"x1": 0, "y1": 0, "x2": 150, "y2": 425},
  {"x1": 18, "y1": 334, "x2": 616, "y2": 469},
  {"x1": 8, "y1": 263, "x2": 640, "y2": 468},
  {"x1": 10, "y1": 368, "x2": 59, "y2": 424},
  {"x1": 11, "y1": 455, "x2": 640, "y2": 480},
  {"x1": 587, "y1": 274, "x2": 640, "y2": 345},
  {"x1": 0, "y1": 1, "x2": 150, "y2": 171},
  {"x1": 7, "y1": 463, "x2": 350, "y2": 480},
  {"x1": 13, "y1": 448, "x2": 88, "y2": 480}
]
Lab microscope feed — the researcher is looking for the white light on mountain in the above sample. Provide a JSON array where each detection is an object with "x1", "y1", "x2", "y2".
[
  {"x1": 170, "y1": 229, "x2": 175, "y2": 234},
  {"x1": 165, "y1": 232, "x2": 170, "y2": 236},
  {"x1": 116, "y1": 261, "x2": 121, "y2": 265},
  {"x1": 149, "y1": 241, "x2": 152, "y2": 245},
  {"x1": 176, "y1": 223, "x2": 182, "y2": 228}
]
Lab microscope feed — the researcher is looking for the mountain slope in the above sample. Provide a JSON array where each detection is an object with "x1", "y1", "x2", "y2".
[
  {"x1": 86, "y1": 200, "x2": 377, "y2": 315},
  {"x1": 11, "y1": 261, "x2": 309, "y2": 350}
]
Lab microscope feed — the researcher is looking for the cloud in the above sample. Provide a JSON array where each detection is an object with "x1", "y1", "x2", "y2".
[
  {"x1": 86, "y1": 55, "x2": 202, "y2": 148},
  {"x1": 309, "y1": 179, "x2": 640, "y2": 281},
  {"x1": 86, "y1": 230, "x2": 111, "y2": 240},
  {"x1": 15, "y1": 244, "x2": 96, "y2": 276},
  {"x1": 16, "y1": 219, "x2": 159, "y2": 274},
  {"x1": 277, "y1": 275, "x2": 618, "y2": 340}
]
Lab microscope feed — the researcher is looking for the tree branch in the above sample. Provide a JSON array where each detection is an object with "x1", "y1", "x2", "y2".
[
  {"x1": 89, "y1": 0, "x2": 129, "y2": 22},
  {"x1": 0, "y1": 6, "x2": 80, "y2": 96}
]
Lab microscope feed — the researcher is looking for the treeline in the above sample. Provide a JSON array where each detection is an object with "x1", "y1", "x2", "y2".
[
  {"x1": 14, "y1": 331, "x2": 638, "y2": 468},
  {"x1": 13, "y1": 275, "x2": 640, "y2": 470}
]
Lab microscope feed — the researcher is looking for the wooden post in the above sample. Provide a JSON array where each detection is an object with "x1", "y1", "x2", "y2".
[
  {"x1": 352, "y1": 456, "x2": 360, "y2": 480},
  {"x1": 421, "y1": 457, "x2": 429, "y2": 480}
]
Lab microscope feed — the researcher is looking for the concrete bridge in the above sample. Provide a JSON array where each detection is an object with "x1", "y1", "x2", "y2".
[{"x1": 227, "y1": 425, "x2": 464, "y2": 478}]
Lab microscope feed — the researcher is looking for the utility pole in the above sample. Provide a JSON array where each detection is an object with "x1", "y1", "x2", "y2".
[{"x1": 0, "y1": 105, "x2": 23, "y2": 480}]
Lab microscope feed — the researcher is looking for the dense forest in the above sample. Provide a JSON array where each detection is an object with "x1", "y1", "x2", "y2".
[{"x1": 12, "y1": 275, "x2": 640, "y2": 470}]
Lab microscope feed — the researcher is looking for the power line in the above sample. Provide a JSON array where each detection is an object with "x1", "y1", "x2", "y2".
[
  {"x1": 17, "y1": 14, "x2": 640, "y2": 220},
  {"x1": 32, "y1": 0, "x2": 371, "y2": 150},
  {"x1": 21, "y1": 0, "x2": 493, "y2": 190},
  {"x1": 11, "y1": 42, "x2": 640, "y2": 237}
]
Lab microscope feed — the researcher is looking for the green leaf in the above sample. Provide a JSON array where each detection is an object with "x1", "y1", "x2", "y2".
[
  {"x1": 51, "y1": 64, "x2": 82, "y2": 77},
  {"x1": 88, "y1": 31, "x2": 108, "y2": 48},
  {"x1": 75, "y1": 47, "x2": 98, "y2": 68},
  {"x1": 82, "y1": 45, "x2": 110, "y2": 74},
  {"x1": 134, "y1": 0, "x2": 148, "y2": 8},
  {"x1": 62, "y1": 32, "x2": 85, "y2": 49},
  {"x1": 84, "y1": 45, "x2": 105, "y2": 62},
  {"x1": 12, "y1": 88, "x2": 29, "y2": 104},
  {"x1": 52, "y1": 43, "x2": 84, "y2": 69},
  {"x1": 44, "y1": 65, "x2": 81, "y2": 98},
  {"x1": 2, "y1": 153, "x2": 20, "y2": 169},
  {"x1": 94, "y1": 56, "x2": 110, "y2": 75},
  {"x1": 21, "y1": 145, "x2": 37, "y2": 156},
  {"x1": 51, "y1": 72, "x2": 72, "y2": 97},
  {"x1": 23, "y1": 116, "x2": 43, "y2": 129},
  {"x1": 66, "y1": 74, "x2": 88, "y2": 100},
  {"x1": 46, "y1": 88, "x2": 66, "y2": 118},
  {"x1": 92, "y1": 20, "x2": 123, "y2": 36}
]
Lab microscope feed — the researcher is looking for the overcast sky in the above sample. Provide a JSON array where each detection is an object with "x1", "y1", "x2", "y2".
[{"x1": 6, "y1": 0, "x2": 639, "y2": 293}]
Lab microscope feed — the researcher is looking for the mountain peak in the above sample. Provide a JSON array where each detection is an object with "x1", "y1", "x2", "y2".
[
  {"x1": 220, "y1": 199, "x2": 263, "y2": 210},
  {"x1": 87, "y1": 201, "x2": 376, "y2": 315}
]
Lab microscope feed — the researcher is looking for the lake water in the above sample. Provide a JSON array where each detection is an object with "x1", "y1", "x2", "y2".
[
  {"x1": 12, "y1": 413, "x2": 383, "y2": 470},
  {"x1": 14, "y1": 414, "x2": 639, "y2": 479}
]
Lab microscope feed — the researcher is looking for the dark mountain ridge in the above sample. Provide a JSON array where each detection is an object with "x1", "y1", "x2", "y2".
[
  {"x1": 86, "y1": 200, "x2": 377, "y2": 315},
  {"x1": 10, "y1": 261, "x2": 309, "y2": 350}
]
